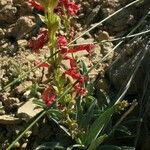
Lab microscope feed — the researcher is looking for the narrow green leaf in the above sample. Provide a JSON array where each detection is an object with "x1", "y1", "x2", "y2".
[
  {"x1": 98, "y1": 146, "x2": 135, "y2": 150},
  {"x1": 80, "y1": 101, "x2": 96, "y2": 128},
  {"x1": 35, "y1": 142, "x2": 65, "y2": 150},
  {"x1": 87, "y1": 134, "x2": 108, "y2": 150},
  {"x1": 121, "y1": 146, "x2": 135, "y2": 150},
  {"x1": 47, "y1": 109, "x2": 62, "y2": 119},
  {"x1": 98, "y1": 145, "x2": 122, "y2": 150},
  {"x1": 80, "y1": 60, "x2": 88, "y2": 77},
  {"x1": 115, "y1": 125, "x2": 132, "y2": 135},
  {"x1": 30, "y1": 83, "x2": 37, "y2": 97},
  {"x1": 67, "y1": 144, "x2": 85, "y2": 150},
  {"x1": 33, "y1": 99, "x2": 45, "y2": 107},
  {"x1": 51, "y1": 118, "x2": 71, "y2": 137},
  {"x1": 85, "y1": 104, "x2": 118, "y2": 146},
  {"x1": 76, "y1": 98, "x2": 83, "y2": 124}
]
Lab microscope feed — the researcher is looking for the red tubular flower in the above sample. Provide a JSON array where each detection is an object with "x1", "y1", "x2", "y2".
[
  {"x1": 67, "y1": 1, "x2": 80, "y2": 16},
  {"x1": 59, "y1": 0, "x2": 80, "y2": 16},
  {"x1": 28, "y1": 0, "x2": 44, "y2": 11},
  {"x1": 65, "y1": 68, "x2": 80, "y2": 79},
  {"x1": 29, "y1": 28, "x2": 48, "y2": 52},
  {"x1": 57, "y1": 36, "x2": 69, "y2": 54},
  {"x1": 68, "y1": 44, "x2": 95, "y2": 54},
  {"x1": 78, "y1": 75, "x2": 86, "y2": 84},
  {"x1": 43, "y1": 85, "x2": 56, "y2": 107},
  {"x1": 74, "y1": 83, "x2": 87, "y2": 96},
  {"x1": 63, "y1": 55, "x2": 77, "y2": 68},
  {"x1": 65, "y1": 68, "x2": 87, "y2": 96},
  {"x1": 65, "y1": 68, "x2": 86, "y2": 84},
  {"x1": 35, "y1": 60, "x2": 50, "y2": 68},
  {"x1": 57, "y1": 36, "x2": 68, "y2": 47}
]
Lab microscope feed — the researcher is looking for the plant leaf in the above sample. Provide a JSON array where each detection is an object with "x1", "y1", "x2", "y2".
[
  {"x1": 33, "y1": 99, "x2": 45, "y2": 107},
  {"x1": 115, "y1": 125, "x2": 132, "y2": 135},
  {"x1": 80, "y1": 100, "x2": 96, "y2": 129},
  {"x1": 51, "y1": 118, "x2": 71, "y2": 137},
  {"x1": 35, "y1": 142, "x2": 65, "y2": 150},
  {"x1": 76, "y1": 98, "x2": 83, "y2": 124},
  {"x1": 97, "y1": 145, "x2": 122, "y2": 150},
  {"x1": 67, "y1": 144, "x2": 85, "y2": 150},
  {"x1": 87, "y1": 134, "x2": 108, "y2": 150},
  {"x1": 84, "y1": 104, "x2": 118, "y2": 146},
  {"x1": 121, "y1": 146, "x2": 135, "y2": 150},
  {"x1": 80, "y1": 60, "x2": 89, "y2": 78}
]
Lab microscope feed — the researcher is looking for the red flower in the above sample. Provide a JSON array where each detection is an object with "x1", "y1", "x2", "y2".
[
  {"x1": 63, "y1": 55, "x2": 77, "y2": 68},
  {"x1": 35, "y1": 60, "x2": 50, "y2": 68},
  {"x1": 65, "y1": 68, "x2": 87, "y2": 96},
  {"x1": 65, "y1": 68, "x2": 80, "y2": 79},
  {"x1": 64, "y1": 58, "x2": 87, "y2": 96},
  {"x1": 28, "y1": 0, "x2": 80, "y2": 16},
  {"x1": 57, "y1": 36, "x2": 69, "y2": 54},
  {"x1": 74, "y1": 83, "x2": 87, "y2": 96},
  {"x1": 28, "y1": 0, "x2": 44, "y2": 11},
  {"x1": 60, "y1": 46, "x2": 69, "y2": 54},
  {"x1": 68, "y1": 44, "x2": 95, "y2": 54},
  {"x1": 78, "y1": 75, "x2": 86, "y2": 84},
  {"x1": 65, "y1": 68, "x2": 86, "y2": 83},
  {"x1": 43, "y1": 85, "x2": 56, "y2": 107},
  {"x1": 59, "y1": 0, "x2": 80, "y2": 16},
  {"x1": 29, "y1": 28, "x2": 48, "y2": 52},
  {"x1": 67, "y1": 1, "x2": 80, "y2": 16},
  {"x1": 57, "y1": 36, "x2": 68, "y2": 47}
]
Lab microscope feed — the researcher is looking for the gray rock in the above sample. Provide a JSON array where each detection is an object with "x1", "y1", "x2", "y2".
[
  {"x1": 0, "y1": 4, "x2": 17, "y2": 24},
  {"x1": 15, "y1": 81, "x2": 33, "y2": 94},
  {"x1": 17, "y1": 98, "x2": 42, "y2": 122},
  {"x1": 0, "y1": 0, "x2": 12, "y2": 7},
  {"x1": 0, "y1": 115, "x2": 20, "y2": 124},
  {"x1": 9, "y1": 16, "x2": 36, "y2": 39},
  {"x1": 3, "y1": 97, "x2": 20, "y2": 108},
  {"x1": 0, "y1": 28, "x2": 5, "y2": 39}
]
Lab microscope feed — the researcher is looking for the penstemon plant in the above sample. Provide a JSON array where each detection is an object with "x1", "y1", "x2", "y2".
[
  {"x1": 6, "y1": 0, "x2": 137, "y2": 150},
  {"x1": 28, "y1": 0, "x2": 96, "y2": 141}
]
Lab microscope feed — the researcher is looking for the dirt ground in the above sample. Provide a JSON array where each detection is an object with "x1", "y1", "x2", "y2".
[{"x1": 0, "y1": 0, "x2": 150, "y2": 149}]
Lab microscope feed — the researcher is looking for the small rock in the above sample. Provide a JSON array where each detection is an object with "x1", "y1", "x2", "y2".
[
  {"x1": 26, "y1": 54, "x2": 36, "y2": 61},
  {"x1": 0, "y1": 4, "x2": 17, "y2": 24},
  {"x1": 0, "y1": 0, "x2": 12, "y2": 7},
  {"x1": 99, "y1": 31, "x2": 110, "y2": 41},
  {"x1": 0, "y1": 115, "x2": 20, "y2": 124},
  {"x1": 17, "y1": 39, "x2": 28, "y2": 47},
  {"x1": 0, "y1": 102, "x2": 5, "y2": 115},
  {"x1": 101, "y1": 42, "x2": 114, "y2": 62},
  {"x1": 5, "y1": 97, "x2": 20, "y2": 108},
  {"x1": 34, "y1": 70, "x2": 43, "y2": 79},
  {"x1": 0, "y1": 28, "x2": 5, "y2": 39},
  {"x1": 21, "y1": 142, "x2": 28, "y2": 149},
  {"x1": 15, "y1": 81, "x2": 33, "y2": 94},
  {"x1": 13, "y1": 0, "x2": 25, "y2": 5},
  {"x1": 17, "y1": 98, "x2": 42, "y2": 122},
  {"x1": 22, "y1": 90, "x2": 31, "y2": 100},
  {"x1": 9, "y1": 16, "x2": 36, "y2": 39},
  {"x1": 0, "y1": 108, "x2": 5, "y2": 115},
  {"x1": 76, "y1": 37, "x2": 94, "y2": 44}
]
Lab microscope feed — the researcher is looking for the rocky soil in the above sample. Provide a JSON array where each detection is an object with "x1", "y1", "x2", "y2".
[{"x1": 0, "y1": 0, "x2": 150, "y2": 149}]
